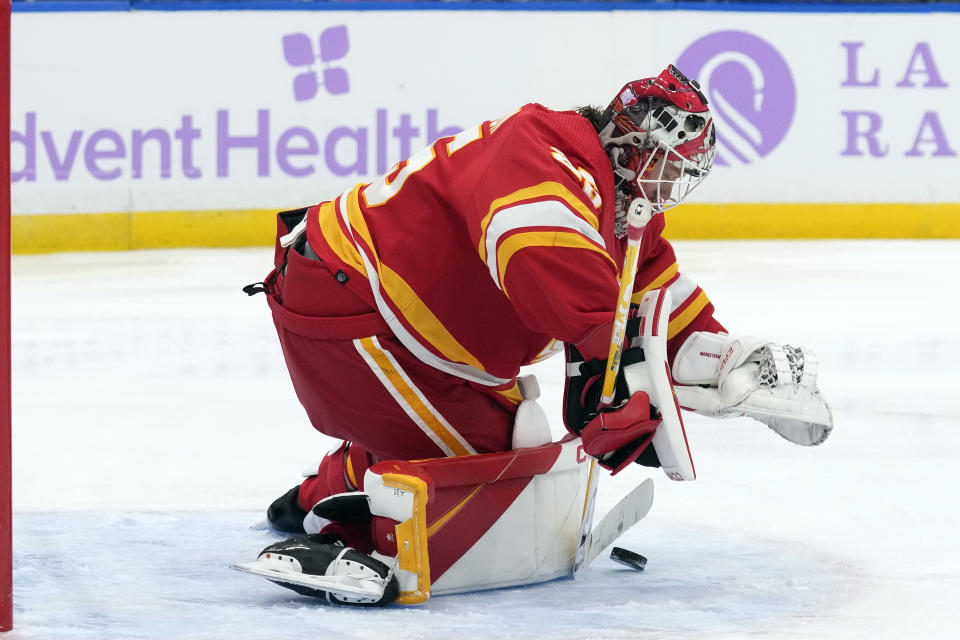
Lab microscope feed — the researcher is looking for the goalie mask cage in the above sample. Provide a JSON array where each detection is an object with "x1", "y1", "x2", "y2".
[{"x1": 1, "y1": 0, "x2": 11, "y2": 632}]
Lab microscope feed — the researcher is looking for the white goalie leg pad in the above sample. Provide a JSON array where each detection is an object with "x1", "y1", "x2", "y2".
[
  {"x1": 363, "y1": 439, "x2": 593, "y2": 602},
  {"x1": 622, "y1": 288, "x2": 696, "y2": 481}
]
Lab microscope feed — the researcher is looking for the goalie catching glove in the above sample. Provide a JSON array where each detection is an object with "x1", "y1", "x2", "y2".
[{"x1": 672, "y1": 332, "x2": 834, "y2": 446}]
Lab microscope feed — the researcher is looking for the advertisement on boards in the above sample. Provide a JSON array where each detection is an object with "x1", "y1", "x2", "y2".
[{"x1": 9, "y1": 8, "x2": 960, "y2": 244}]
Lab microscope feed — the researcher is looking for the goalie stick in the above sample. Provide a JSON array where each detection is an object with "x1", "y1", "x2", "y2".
[
  {"x1": 600, "y1": 200, "x2": 654, "y2": 407},
  {"x1": 574, "y1": 477, "x2": 654, "y2": 573},
  {"x1": 575, "y1": 201, "x2": 653, "y2": 572}
]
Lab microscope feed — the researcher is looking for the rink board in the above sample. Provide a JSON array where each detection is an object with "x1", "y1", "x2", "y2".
[{"x1": 10, "y1": 4, "x2": 960, "y2": 248}]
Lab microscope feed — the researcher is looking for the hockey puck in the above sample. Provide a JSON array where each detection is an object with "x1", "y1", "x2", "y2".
[{"x1": 610, "y1": 547, "x2": 647, "y2": 571}]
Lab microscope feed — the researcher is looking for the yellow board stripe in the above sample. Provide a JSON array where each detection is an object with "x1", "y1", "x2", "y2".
[
  {"x1": 495, "y1": 230, "x2": 615, "y2": 297},
  {"x1": 478, "y1": 182, "x2": 600, "y2": 261},
  {"x1": 11, "y1": 209, "x2": 277, "y2": 253},
  {"x1": 11, "y1": 203, "x2": 960, "y2": 255},
  {"x1": 665, "y1": 203, "x2": 960, "y2": 239},
  {"x1": 631, "y1": 263, "x2": 679, "y2": 305},
  {"x1": 667, "y1": 290, "x2": 710, "y2": 340},
  {"x1": 357, "y1": 337, "x2": 473, "y2": 457}
]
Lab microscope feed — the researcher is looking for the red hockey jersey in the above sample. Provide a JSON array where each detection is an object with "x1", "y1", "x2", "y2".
[{"x1": 304, "y1": 104, "x2": 722, "y2": 406}]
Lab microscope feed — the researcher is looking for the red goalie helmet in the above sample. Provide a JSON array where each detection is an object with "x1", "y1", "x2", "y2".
[{"x1": 599, "y1": 65, "x2": 716, "y2": 229}]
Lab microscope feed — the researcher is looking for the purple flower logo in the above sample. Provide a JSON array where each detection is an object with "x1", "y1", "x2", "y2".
[
  {"x1": 677, "y1": 31, "x2": 796, "y2": 166},
  {"x1": 282, "y1": 26, "x2": 350, "y2": 101}
]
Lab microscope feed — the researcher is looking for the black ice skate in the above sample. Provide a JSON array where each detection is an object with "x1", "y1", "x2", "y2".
[
  {"x1": 266, "y1": 485, "x2": 308, "y2": 534},
  {"x1": 232, "y1": 534, "x2": 398, "y2": 606}
]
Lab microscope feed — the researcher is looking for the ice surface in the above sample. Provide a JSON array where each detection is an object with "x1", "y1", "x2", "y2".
[{"x1": 8, "y1": 241, "x2": 960, "y2": 638}]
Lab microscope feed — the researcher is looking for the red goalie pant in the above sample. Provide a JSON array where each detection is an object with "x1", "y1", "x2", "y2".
[{"x1": 264, "y1": 211, "x2": 515, "y2": 512}]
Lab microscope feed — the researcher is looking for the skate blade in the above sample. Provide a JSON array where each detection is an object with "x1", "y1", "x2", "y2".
[{"x1": 231, "y1": 561, "x2": 385, "y2": 599}]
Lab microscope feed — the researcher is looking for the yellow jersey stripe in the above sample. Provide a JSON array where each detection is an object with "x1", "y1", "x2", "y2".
[
  {"x1": 344, "y1": 450, "x2": 358, "y2": 490},
  {"x1": 631, "y1": 263, "x2": 679, "y2": 305},
  {"x1": 343, "y1": 190, "x2": 489, "y2": 375},
  {"x1": 478, "y1": 182, "x2": 601, "y2": 261},
  {"x1": 495, "y1": 230, "x2": 615, "y2": 297},
  {"x1": 343, "y1": 185, "x2": 375, "y2": 250},
  {"x1": 493, "y1": 380, "x2": 523, "y2": 405},
  {"x1": 356, "y1": 337, "x2": 474, "y2": 457},
  {"x1": 316, "y1": 198, "x2": 367, "y2": 276},
  {"x1": 529, "y1": 338, "x2": 563, "y2": 364},
  {"x1": 377, "y1": 263, "x2": 489, "y2": 373},
  {"x1": 667, "y1": 290, "x2": 710, "y2": 340}
]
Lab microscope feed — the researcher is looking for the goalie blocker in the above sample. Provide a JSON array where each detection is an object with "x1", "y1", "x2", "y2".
[
  {"x1": 565, "y1": 288, "x2": 696, "y2": 481},
  {"x1": 235, "y1": 287, "x2": 691, "y2": 605}
]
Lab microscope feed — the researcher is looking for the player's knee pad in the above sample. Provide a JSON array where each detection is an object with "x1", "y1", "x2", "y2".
[{"x1": 511, "y1": 375, "x2": 552, "y2": 449}]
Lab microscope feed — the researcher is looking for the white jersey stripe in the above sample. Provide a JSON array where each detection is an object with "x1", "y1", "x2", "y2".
[
  {"x1": 484, "y1": 200, "x2": 606, "y2": 290},
  {"x1": 337, "y1": 194, "x2": 511, "y2": 388},
  {"x1": 666, "y1": 273, "x2": 699, "y2": 312},
  {"x1": 353, "y1": 337, "x2": 477, "y2": 457}
]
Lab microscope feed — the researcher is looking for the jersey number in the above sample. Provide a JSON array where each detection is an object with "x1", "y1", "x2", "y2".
[
  {"x1": 363, "y1": 126, "x2": 484, "y2": 207},
  {"x1": 550, "y1": 147, "x2": 602, "y2": 209}
]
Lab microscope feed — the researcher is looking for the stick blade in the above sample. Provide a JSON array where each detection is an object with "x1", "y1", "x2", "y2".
[{"x1": 575, "y1": 477, "x2": 654, "y2": 574}]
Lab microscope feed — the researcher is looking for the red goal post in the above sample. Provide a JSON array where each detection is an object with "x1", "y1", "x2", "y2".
[{"x1": 1, "y1": 0, "x2": 11, "y2": 632}]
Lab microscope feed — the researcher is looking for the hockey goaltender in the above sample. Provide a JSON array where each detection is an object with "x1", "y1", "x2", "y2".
[{"x1": 235, "y1": 65, "x2": 834, "y2": 606}]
